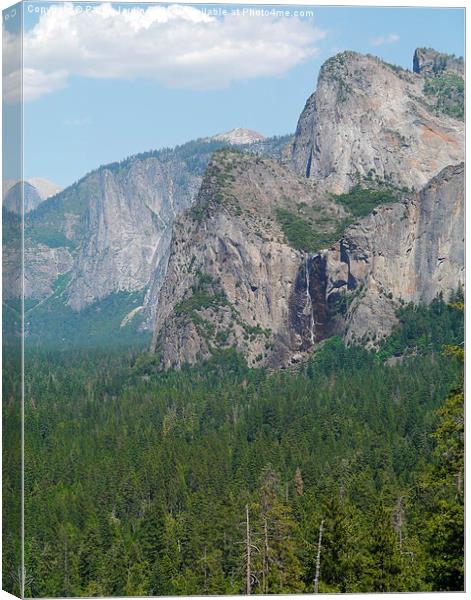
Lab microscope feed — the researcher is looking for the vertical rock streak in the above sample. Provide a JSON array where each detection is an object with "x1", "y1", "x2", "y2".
[{"x1": 304, "y1": 255, "x2": 316, "y2": 345}]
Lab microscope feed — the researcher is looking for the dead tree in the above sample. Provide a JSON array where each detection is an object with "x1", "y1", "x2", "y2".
[
  {"x1": 262, "y1": 517, "x2": 269, "y2": 594},
  {"x1": 314, "y1": 519, "x2": 324, "y2": 594},
  {"x1": 246, "y1": 504, "x2": 252, "y2": 595},
  {"x1": 392, "y1": 496, "x2": 405, "y2": 554}
]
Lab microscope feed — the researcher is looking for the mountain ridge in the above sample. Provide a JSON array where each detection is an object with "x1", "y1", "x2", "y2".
[
  {"x1": 151, "y1": 47, "x2": 464, "y2": 368},
  {"x1": 6, "y1": 47, "x2": 464, "y2": 359}
]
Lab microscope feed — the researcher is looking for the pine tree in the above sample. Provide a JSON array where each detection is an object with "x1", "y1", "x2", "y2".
[
  {"x1": 257, "y1": 466, "x2": 304, "y2": 593},
  {"x1": 364, "y1": 497, "x2": 402, "y2": 592}
]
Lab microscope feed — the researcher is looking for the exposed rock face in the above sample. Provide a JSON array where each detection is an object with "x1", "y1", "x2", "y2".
[
  {"x1": 24, "y1": 244, "x2": 73, "y2": 300},
  {"x1": 314, "y1": 162, "x2": 464, "y2": 346},
  {"x1": 24, "y1": 140, "x2": 226, "y2": 315},
  {"x1": 152, "y1": 150, "x2": 344, "y2": 368},
  {"x1": 22, "y1": 134, "x2": 294, "y2": 343},
  {"x1": 20, "y1": 47, "x2": 464, "y2": 357},
  {"x1": 413, "y1": 48, "x2": 464, "y2": 76},
  {"x1": 65, "y1": 156, "x2": 200, "y2": 310},
  {"x1": 291, "y1": 51, "x2": 464, "y2": 194},
  {"x1": 3, "y1": 178, "x2": 61, "y2": 214},
  {"x1": 212, "y1": 128, "x2": 266, "y2": 145},
  {"x1": 153, "y1": 158, "x2": 463, "y2": 368},
  {"x1": 4, "y1": 181, "x2": 44, "y2": 214}
]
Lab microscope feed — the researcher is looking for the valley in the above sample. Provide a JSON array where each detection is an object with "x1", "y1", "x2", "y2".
[{"x1": 2, "y1": 45, "x2": 464, "y2": 596}]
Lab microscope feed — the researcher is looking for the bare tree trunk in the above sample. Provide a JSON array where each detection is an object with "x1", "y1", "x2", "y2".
[
  {"x1": 262, "y1": 517, "x2": 269, "y2": 594},
  {"x1": 314, "y1": 519, "x2": 324, "y2": 594},
  {"x1": 203, "y1": 546, "x2": 208, "y2": 592},
  {"x1": 246, "y1": 504, "x2": 251, "y2": 595},
  {"x1": 392, "y1": 496, "x2": 405, "y2": 554}
]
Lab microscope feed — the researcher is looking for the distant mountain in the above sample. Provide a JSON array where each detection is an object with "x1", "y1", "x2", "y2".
[
  {"x1": 211, "y1": 128, "x2": 266, "y2": 145},
  {"x1": 3, "y1": 177, "x2": 62, "y2": 214},
  {"x1": 3, "y1": 181, "x2": 43, "y2": 214},
  {"x1": 12, "y1": 134, "x2": 292, "y2": 347},
  {"x1": 27, "y1": 177, "x2": 62, "y2": 200}
]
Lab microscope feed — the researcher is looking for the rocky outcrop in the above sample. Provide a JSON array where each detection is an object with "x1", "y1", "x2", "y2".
[
  {"x1": 211, "y1": 128, "x2": 266, "y2": 145},
  {"x1": 24, "y1": 135, "x2": 293, "y2": 323},
  {"x1": 153, "y1": 158, "x2": 464, "y2": 368},
  {"x1": 23, "y1": 139, "x2": 227, "y2": 318},
  {"x1": 413, "y1": 48, "x2": 464, "y2": 76},
  {"x1": 65, "y1": 155, "x2": 201, "y2": 310},
  {"x1": 151, "y1": 150, "x2": 345, "y2": 369},
  {"x1": 291, "y1": 50, "x2": 464, "y2": 194},
  {"x1": 4, "y1": 181, "x2": 44, "y2": 214},
  {"x1": 3, "y1": 178, "x2": 61, "y2": 214},
  {"x1": 24, "y1": 244, "x2": 73, "y2": 300},
  {"x1": 313, "y1": 162, "x2": 464, "y2": 346}
]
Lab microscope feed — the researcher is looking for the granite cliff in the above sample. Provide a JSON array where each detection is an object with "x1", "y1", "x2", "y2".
[
  {"x1": 151, "y1": 149, "x2": 345, "y2": 368},
  {"x1": 17, "y1": 133, "x2": 290, "y2": 345},
  {"x1": 290, "y1": 51, "x2": 463, "y2": 194},
  {"x1": 152, "y1": 49, "x2": 464, "y2": 368},
  {"x1": 313, "y1": 162, "x2": 464, "y2": 350},
  {"x1": 9, "y1": 47, "x2": 463, "y2": 357}
]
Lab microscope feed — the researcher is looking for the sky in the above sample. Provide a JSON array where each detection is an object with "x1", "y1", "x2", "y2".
[{"x1": 3, "y1": 2, "x2": 465, "y2": 188}]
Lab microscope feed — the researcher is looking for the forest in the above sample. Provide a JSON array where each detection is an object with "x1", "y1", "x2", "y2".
[{"x1": 2, "y1": 295, "x2": 463, "y2": 596}]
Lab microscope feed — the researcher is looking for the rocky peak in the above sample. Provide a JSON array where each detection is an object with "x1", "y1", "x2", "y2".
[
  {"x1": 316, "y1": 162, "x2": 464, "y2": 347},
  {"x1": 212, "y1": 128, "x2": 266, "y2": 145},
  {"x1": 291, "y1": 50, "x2": 464, "y2": 194},
  {"x1": 151, "y1": 149, "x2": 345, "y2": 369},
  {"x1": 3, "y1": 181, "x2": 44, "y2": 214},
  {"x1": 27, "y1": 177, "x2": 62, "y2": 201},
  {"x1": 413, "y1": 47, "x2": 464, "y2": 76},
  {"x1": 152, "y1": 156, "x2": 464, "y2": 369}
]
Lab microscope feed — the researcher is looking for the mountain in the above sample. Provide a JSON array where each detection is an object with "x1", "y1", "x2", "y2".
[
  {"x1": 27, "y1": 177, "x2": 62, "y2": 200},
  {"x1": 19, "y1": 134, "x2": 292, "y2": 347},
  {"x1": 413, "y1": 47, "x2": 464, "y2": 76},
  {"x1": 151, "y1": 149, "x2": 346, "y2": 368},
  {"x1": 3, "y1": 178, "x2": 62, "y2": 214},
  {"x1": 310, "y1": 162, "x2": 464, "y2": 349},
  {"x1": 152, "y1": 49, "x2": 464, "y2": 368},
  {"x1": 211, "y1": 128, "x2": 266, "y2": 145},
  {"x1": 290, "y1": 50, "x2": 464, "y2": 194},
  {"x1": 14, "y1": 48, "x2": 464, "y2": 356}
]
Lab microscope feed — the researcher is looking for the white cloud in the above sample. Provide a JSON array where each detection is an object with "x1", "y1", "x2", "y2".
[
  {"x1": 4, "y1": 3, "x2": 326, "y2": 102},
  {"x1": 371, "y1": 33, "x2": 400, "y2": 47}
]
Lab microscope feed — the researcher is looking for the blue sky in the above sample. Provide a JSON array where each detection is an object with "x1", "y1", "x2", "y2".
[{"x1": 14, "y1": 2, "x2": 465, "y2": 188}]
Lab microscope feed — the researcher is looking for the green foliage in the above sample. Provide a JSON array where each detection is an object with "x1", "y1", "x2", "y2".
[
  {"x1": 22, "y1": 343, "x2": 462, "y2": 595},
  {"x1": 424, "y1": 72, "x2": 464, "y2": 120},
  {"x1": 335, "y1": 185, "x2": 397, "y2": 218},
  {"x1": 25, "y1": 290, "x2": 150, "y2": 350},
  {"x1": 17, "y1": 297, "x2": 463, "y2": 595},
  {"x1": 307, "y1": 336, "x2": 373, "y2": 378},
  {"x1": 174, "y1": 273, "x2": 229, "y2": 329},
  {"x1": 275, "y1": 208, "x2": 346, "y2": 253},
  {"x1": 276, "y1": 184, "x2": 400, "y2": 254},
  {"x1": 418, "y1": 313, "x2": 464, "y2": 591},
  {"x1": 377, "y1": 293, "x2": 464, "y2": 361}
]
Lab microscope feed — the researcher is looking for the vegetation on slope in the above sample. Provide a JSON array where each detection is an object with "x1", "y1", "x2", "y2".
[
  {"x1": 275, "y1": 208, "x2": 348, "y2": 253},
  {"x1": 25, "y1": 290, "x2": 149, "y2": 350},
  {"x1": 424, "y1": 72, "x2": 464, "y2": 120},
  {"x1": 334, "y1": 185, "x2": 398, "y2": 218},
  {"x1": 14, "y1": 299, "x2": 463, "y2": 596}
]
